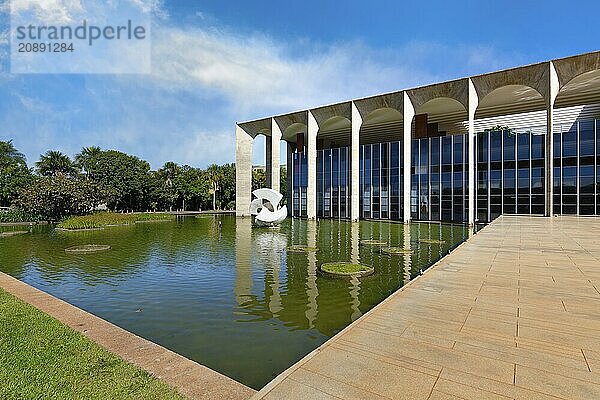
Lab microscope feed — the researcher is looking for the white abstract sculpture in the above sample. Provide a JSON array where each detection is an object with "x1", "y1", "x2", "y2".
[{"x1": 249, "y1": 188, "x2": 288, "y2": 227}]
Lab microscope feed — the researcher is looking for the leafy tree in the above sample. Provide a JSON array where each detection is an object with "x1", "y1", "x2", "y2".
[
  {"x1": 252, "y1": 168, "x2": 266, "y2": 191},
  {"x1": 175, "y1": 165, "x2": 211, "y2": 211},
  {"x1": 0, "y1": 140, "x2": 26, "y2": 165},
  {"x1": 0, "y1": 140, "x2": 32, "y2": 206},
  {"x1": 219, "y1": 163, "x2": 236, "y2": 210},
  {"x1": 84, "y1": 150, "x2": 151, "y2": 211},
  {"x1": 280, "y1": 165, "x2": 287, "y2": 200},
  {"x1": 156, "y1": 161, "x2": 180, "y2": 211},
  {"x1": 35, "y1": 150, "x2": 77, "y2": 177},
  {"x1": 14, "y1": 176, "x2": 109, "y2": 221},
  {"x1": 75, "y1": 146, "x2": 102, "y2": 179}
]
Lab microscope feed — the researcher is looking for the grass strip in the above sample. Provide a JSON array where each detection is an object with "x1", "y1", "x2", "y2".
[{"x1": 0, "y1": 288, "x2": 186, "y2": 400}]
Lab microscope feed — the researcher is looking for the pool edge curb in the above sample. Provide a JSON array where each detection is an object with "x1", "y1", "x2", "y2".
[{"x1": 0, "y1": 271, "x2": 256, "y2": 400}]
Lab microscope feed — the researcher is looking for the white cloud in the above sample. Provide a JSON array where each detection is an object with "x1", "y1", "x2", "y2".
[
  {"x1": 9, "y1": 0, "x2": 85, "y2": 24},
  {"x1": 2, "y1": 2, "x2": 513, "y2": 168}
]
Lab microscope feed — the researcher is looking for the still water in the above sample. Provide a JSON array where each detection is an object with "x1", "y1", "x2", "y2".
[{"x1": 0, "y1": 216, "x2": 469, "y2": 389}]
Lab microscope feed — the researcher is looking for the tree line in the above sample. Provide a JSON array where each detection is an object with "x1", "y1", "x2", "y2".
[
  {"x1": 1, "y1": 141, "x2": 288, "y2": 221},
  {"x1": 0, "y1": 141, "x2": 239, "y2": 220}
]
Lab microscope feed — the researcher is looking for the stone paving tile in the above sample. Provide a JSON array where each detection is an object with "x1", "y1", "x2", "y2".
[{"x1": 253, "y1": 216, "x2": 600, "y2": 400}]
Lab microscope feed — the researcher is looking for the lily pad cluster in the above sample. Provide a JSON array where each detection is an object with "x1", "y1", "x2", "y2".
[
  {"x1": 320, "y1": 262, "x2": 374, "y2": 278},
  {"x1": 65, "y1": 244, "x2": 111, "y2": 253}
]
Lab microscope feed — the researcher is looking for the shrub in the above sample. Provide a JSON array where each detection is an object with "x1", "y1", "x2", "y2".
[
  {"x1": 13, "y1": 176, "x2": 110, "y2": 221},
  {"x1": 0, "y1": 209, "x2": 40, "y2": 223}
]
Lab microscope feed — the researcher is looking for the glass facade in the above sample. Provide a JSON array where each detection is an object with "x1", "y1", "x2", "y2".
[
  {"x1": 360, "y1": 142, "x2": 403, "y2": 220},
  {"x1": 289, "y1": 119, "x2": 600, "y2": 222},
  {"x1": 476, "y1": 127, "x2": 546, "y2": 222},
  {"x1": 317, "y1": 147, "x2": 350, "y2": 218},
  {"x1": 553, "y1": 119, "x2": 599, "y2": 215},
  {"x1": 410, "y1": 135, "x2": 468, "y2": 222},
  {"x1": 291, "y1": 151, "x2": 308, "y2": 217}
]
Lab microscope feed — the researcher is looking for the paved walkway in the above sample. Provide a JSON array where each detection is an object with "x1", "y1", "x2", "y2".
[
  {"x1": 0, "y1": 273, "x2": 255, "y2": 400},
  {"x1": 253, "y1": 216, "x2": 600, "y2": 400}
]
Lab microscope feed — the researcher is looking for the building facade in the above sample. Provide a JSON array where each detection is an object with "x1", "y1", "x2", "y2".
[{"x1": 236, "y1": 51, "x2": 600, "y2": 224}]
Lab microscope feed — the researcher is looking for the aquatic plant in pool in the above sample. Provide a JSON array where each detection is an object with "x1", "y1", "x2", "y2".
[
  {"x1": 320, "y1": 262, "x2": 374, "y2": 278},
  {"x1": 0, "y1": 216, "x2": 468, "y2": 389},
  {"x1": 57, "y1": 212, "x2": 174, "y2": 230}
]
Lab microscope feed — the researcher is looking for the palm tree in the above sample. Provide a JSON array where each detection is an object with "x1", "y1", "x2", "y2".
[
  {"x1": 0, "y1": 140, "x2": 27, "y2": 166},
  {"x1": 35, "y1": 150, "x2": 76, "y2": 177},
  {"x1": 205, "y1": 164, "x2": 223, "y2": 210},
  {"x1": 75, "y1": 146, "x2": 102, "y2": 178}
]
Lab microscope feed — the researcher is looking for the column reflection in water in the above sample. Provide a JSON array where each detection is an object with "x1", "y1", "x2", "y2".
[
  {"x1": 351, "y1": 222, "x2": 359, "y2": 264},
  {"x1": 234, "y1": 218, "x2": 253, "y2": 306},
  {"x1": 349, "y1": 275, "x2": 362, "y2": 321},
  {"x1": 403, "y1": 223, "x2": 412, "y2": 286},
  {"x1": 305, "y1": 219, "x2": 318, "y2": 328}
]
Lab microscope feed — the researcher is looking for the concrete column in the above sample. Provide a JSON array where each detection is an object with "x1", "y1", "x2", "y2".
[
  {"x1": 402, "y1": 92, "x2": 415, "y2": 223},
  {"x1": 467, "y1": 79, "x2": 479, "y2": 226},
  {"x1": 351, "y1": 102, "x2": 362, "y2": 221},
  {"x1": 270, "y1": 118, "x2": 282, "y2": 193},
  {"x1": 286, "y1": 142, "x2": 293, "y2": 215},
  {"x1": 546, "y1": 62, "x2": 559, "y2": 217},
  {"x1": 265, "y1": 136, "x2": 272, "y2": 187},
  {"x1": 307, "y1": 111, "x2": 318, "y2": 219},
  {"x1": 235, "y1": 124, "x2": 253, "y2": 217}
]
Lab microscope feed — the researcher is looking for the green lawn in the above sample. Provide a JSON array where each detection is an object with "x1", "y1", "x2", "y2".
[{"x1": 0, "y1": 289, "x2": 186, "y2": 400}]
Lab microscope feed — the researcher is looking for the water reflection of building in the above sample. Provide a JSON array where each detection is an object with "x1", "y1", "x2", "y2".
[
  {"x1": 233, "y1": 218, "x2": 466, "y2": 337},
  {"x1": 305, "y1": 220, "x2": 318, "y2": 328},
  {"x1": 234, "y1": 218, "x2": 253, "y2": 306}
]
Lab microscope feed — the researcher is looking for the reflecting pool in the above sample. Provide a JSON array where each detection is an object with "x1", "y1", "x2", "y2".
[{"x1": 0, "y1": 216, "x2": 469, "y2": 389}]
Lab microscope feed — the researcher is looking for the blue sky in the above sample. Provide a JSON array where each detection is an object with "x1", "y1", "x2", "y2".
[{"x1": 0, "y1": 0, "x2": 599, "y2": 169}]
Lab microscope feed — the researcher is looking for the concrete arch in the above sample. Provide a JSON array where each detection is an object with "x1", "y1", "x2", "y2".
[
  {"x1": 361, "y1": 107, "x2": 403, "y2": 126},
  {"x1": 553, "y1": 51, "x2": 600, "y2": 90},
  {"x1": 237, "y1": 118, "x2": 272, "y2": 139},
  {"x1": 319, "y1": 115, "x2": 351, "y2": 132},
  {"x1": 408, "y1": 79, "x2": 469, "y2": 112},
  {"x1": 310, "y1": 102, "x2": 352, "y2": 126},
  {"x1": 281, "y1": 122, "x2": 307, "y2": 142},
  {"x1": 274, "y1": 111, "x2": 307, "y2": 136},
  {"x1": 475, "y1": 84, "x2": 545, "y2": 119},
  {"x1": 416, "y1": 96, "x2": 467, "y2": 116},
  {"x1": 353, "y1": 92, "x2": 403, "y2": 120},
  {"x1": 470, "y1": 63, "x2": 550, "y2": 105},
  {"x1": 555, "y1": 68, "x2": 600, "y2": 108}
]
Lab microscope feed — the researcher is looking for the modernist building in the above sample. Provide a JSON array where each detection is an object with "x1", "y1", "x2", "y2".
[{"x1": 236, "y1": 50, "x2": 600, "y2": 224}]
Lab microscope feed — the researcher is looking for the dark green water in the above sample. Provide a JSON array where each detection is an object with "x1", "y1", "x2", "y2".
[{"x1": 0, "y1": 216, "x2": 469, "y2": 389}]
